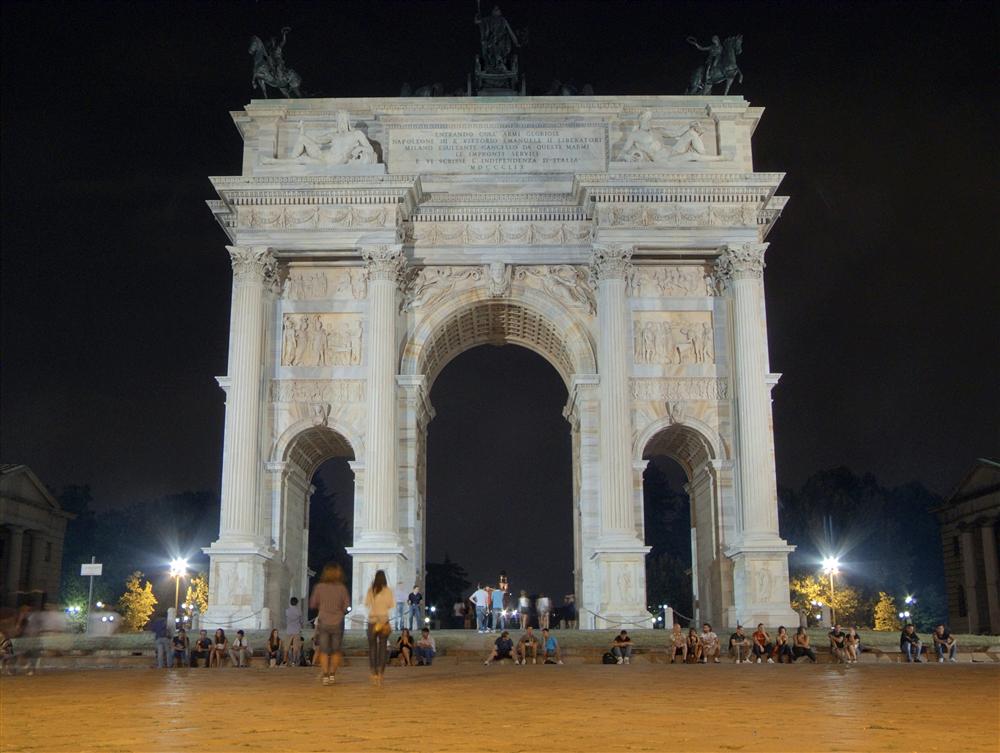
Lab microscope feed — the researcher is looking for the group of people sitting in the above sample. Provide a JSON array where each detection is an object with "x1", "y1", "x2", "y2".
[
  {"x1": 725, "y1": 624, "x2": 820, "y2": 664},
  {"x1": 388, "y1": 627, "x2": 437, "y2": 666},
  {"x1": 165, "y1": 627, "x2": 254, "y2": 668},
  {"x1": 899, "y1": 624, "x2": 959, "y2": 663},
  {"x1": 483, "y1": 626, "x2": 563, "y2": 665}
]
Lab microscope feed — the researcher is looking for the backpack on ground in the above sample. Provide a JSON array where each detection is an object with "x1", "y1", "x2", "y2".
[{"x1": 602, "y1": 652, "x2": 617, "y2": 665}]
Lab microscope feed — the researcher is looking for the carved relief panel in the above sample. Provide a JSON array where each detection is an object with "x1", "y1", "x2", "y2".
[
  {"x1": 283, "y1": 268, "x2": 367, "y2": 300},
  {"x1": 633, "y1": 312, "x2": 714, "y2": 365},
  {"x1": 281, "y1": 314, "x2": 363, "y2": 367},
  {"x1": 628, "y1": 264, "x2": 712, "y2": 298}
]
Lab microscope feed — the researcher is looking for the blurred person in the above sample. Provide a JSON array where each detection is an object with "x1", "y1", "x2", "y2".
[
  {"x1": 309, "y1": 563, "x2": 351, "y2": 686},
  {"x1": 364, "y1": 569, "x2": 394, "y2": 686},
  {"x1": 612, "y1": 630, "x2": 633, "y2": 664},
  {"x1": 286, "y1": 632, "x2": 304, "y2": 667},
  {"x1": 452, "y1": 599, "x2": 465, "y2": 629},
  {"x1": 563, "y1": 594, "x2": 577, "y2": 629},
  {"x1": 0, "y1": 631, "x2": 14, "y2": 675},
  {"x1": 751, "y1": 624, "x2": 773, "y2": 664},
  {"x1": 537, "y1": 593, "x2": 551, "y2": 630},
  {"x1": 230, "y1": 629, "x2": 252, "y2": 667},
  {"x1": 266, "y1": 628, "x2": 283, "y2": 667},
  {"x1": 542, "y1": 628, "x2": 563, "y2": 664},
  {"x1": 191, "y1": 629, "x2": 212, "y2": 667},
  {"x1": 407, "y1": 585, "x2": 424, "y2": 631},
  {"x1": 517, "y1": 625, "x2": 540, "y2": 665},
  {"x1": 900, "y1": 624, "x2": 923, "y2": 663},
  {"x1": 773, "y1": 626, "x2": 794, "y2": 664},
  {"x1": 518, "y1": 590, "x2": 531, "y2": 628},
  {"x1": 150, "y1": 614, "x2": 172, "y2": 668},
  {"x1": 415, "y1": 627, "x2": 436, "y2": 665},
  {"x1": 700, "y1": 623, "x2": 721, "y2": 663},
  {"x1": 394, "y1": 581, "x2": 408, "y2": 631},
  {"x1": 484, "y1": 630, "x2": 515, "y2": 664},
  {"x1": 469, "y1": 583, "x2": 489, "y2": 633},
  {"x1": 792, "y1": 627, "x2": 817, "y2": 663},
  {"x1": 686, "y1": 627, "x2": 703, "y2": 663},
  {"x1": 285, "y1": 597, "x2": 303, "y2": 659},
  {"x1": 844, "y1": 626, "x2": 860, "y2": 663},
  {"x1": 171, "y1": 627, "x2": 190, "y2": 668},
  {"x1": 669, "y1": 623, "x2": 688, "y2": 663},
  {"x1": 729, "y1": 625, "x2": 751, "y2": 663},
  {"x1": 491, "y1": 586, "x2": 506, "y2": 632},
  {"x1": 210, "y1": 628, "x2": 228, "y2": 667},
  {"x1": 932, "y1": 624, "x2": 958, "y2": 662}
]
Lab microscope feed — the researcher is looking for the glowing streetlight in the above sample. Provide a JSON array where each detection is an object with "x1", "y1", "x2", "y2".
[
  {"x1": 821, "y1": 557, "x2": 841, "y2": 623},
  {"x1": 169, "y1": 558, "x2": 189, "y2": 612}
]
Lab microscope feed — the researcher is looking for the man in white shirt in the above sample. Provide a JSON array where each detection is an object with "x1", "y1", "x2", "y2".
[
  {"x1": 700, "y1": 622, "x2": 721, "y2": 663},
  {"x1": 469, "y1": 583, "x2": 489, "y2": 633},
  {"x1": 229, "y1": 629, "x2": 252, "y2": 667},
  {"x1": 394, "y1": 581, "x2": 408, "y2": 630}
]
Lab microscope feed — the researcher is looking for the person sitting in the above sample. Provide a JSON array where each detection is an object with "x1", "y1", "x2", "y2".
[
  {"x1": 484, "y1": 630, "x2": 516, "y2": 664},
  {"x1": 171, "y1": 628, "x2": 190, "y2": 668},
  {"x1": 0, "y1": 631, "x2": 15, "y2": 675},
  {"x1": 729, "y1": 625, "x2": 751, "y2": 663},
  {"x1": 685, "y1": 627, "x2": 703, "y2": 663},
  {"x1": 792, "y1": 627, "x2": 817, "y2": 663},
  {"x1": 612, "y1": 630, "x2": 633, "y2": 665},
  {"x1": 229, "y1": 629, "x2": 252, "y2": 667},
  {"x1": 210, "y1": 629, "x2": 228, "y2": 668},
  {"x1": 750, "y1": 623, "x2": 773, "y2": 664},
  {"x1": 669, "y1": 623, "x2": 688, "y2": 664},
  {"x1": 828, "y1": 624, "x2": 848, "y2": 663},
  {"x1": 415, "y1": 627, "x2": 436, "y2": 665},
  {"x1": 700, "y1": 623, "x2": 721, "y2": 663},
  {"x1": 517, "y1": 626, "x2": 540, "y2": 665},
  {"x1": 266, "y1": 629, "x2": 283, "y2": 667},
  {"x1": 773, "y1": 626, "x2": 794, "y2": 664},
  {"x1": 932, "y1": 625, "x2": 957, "y2": 663},
  {"x1": 900, "y1": 624, "x2": 923, "y2": 663},
  {"x1": 286, "y1": 633, "x2": 303, "y2": 667},
  {"x1": 844, "y1": 627, "x2": 860, "y2": 664},
  {"x1": 189, "y1": 629, "x2": 210, "y2": 667},
  {"x1": 395, "y1": 628, "x2": 414, "y2": 666},
  {"x1": 541, "y1": 628, "x2": 563, "y2": 664}
]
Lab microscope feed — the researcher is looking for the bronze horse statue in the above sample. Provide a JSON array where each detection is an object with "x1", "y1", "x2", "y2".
[
  {"x1": 686, "y1": 35, "x2": 743, "y2": 95},
  {"x1": 249, "y1": 29, "x2": 302, "y2": 98}
]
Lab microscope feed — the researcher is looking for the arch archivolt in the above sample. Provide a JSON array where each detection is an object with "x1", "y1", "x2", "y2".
[{"x1": 633, "y1": 412, "x2": 727, "y2": 479}]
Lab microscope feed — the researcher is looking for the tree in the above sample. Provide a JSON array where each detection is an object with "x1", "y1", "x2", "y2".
[
  {"x1": 425, "y1": 553, "x2": 470, "y2": 612},
  {"x1": 185, "y1": 572, "x2": 209, "y2": 615},
  {"x1": 790, "y1": 574, "x2": 863, "y2": 626},
  {"x1": 119, "y1": 571, "x2": 157, "y2": 631},
  {"x1": 873, "y1": 591, "x2": 901, "y2": 631}
]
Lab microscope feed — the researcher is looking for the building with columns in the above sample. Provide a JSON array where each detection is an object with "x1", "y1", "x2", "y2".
[
  {"x1": 203, "y1": 96, "x2": 798, "y2": 629},
  {"x1": 935, "y1": 459, "x2": 1000, "y2": 634},
  {"x1": 0, "y1": 464, "x2": 72, "y2": 610}
]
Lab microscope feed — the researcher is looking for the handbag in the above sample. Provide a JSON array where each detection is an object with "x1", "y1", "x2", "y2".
[{"x1": 373, "y1": 620, "x2": 392, "y2": 638}]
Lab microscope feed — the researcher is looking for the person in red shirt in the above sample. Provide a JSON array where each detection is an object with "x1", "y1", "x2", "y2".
[{"x1": 751, "y1": 623, "x2": 773, "y2": 664}]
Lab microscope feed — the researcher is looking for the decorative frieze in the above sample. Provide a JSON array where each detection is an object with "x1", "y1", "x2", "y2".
[
  {"x1": 238, "y1": 204, "x2": 395, "y2": 231},
  {"x1": 628, "y1": 265, "x2": 712, "y2": 298},
  {"x1": 631, "y1": 377, "x2": 729, "y2": 401},
  {"x1": 281, "y1": 314, "x2": 363, "y2": 367},
  {"x1": 595, "y1": 203, "x2": 758, "y2": 228},
  {"x1": 514, "y1": 265, "x2": 595, "y2": 314},
  {"x1": 283, "y1": 268, "x2": 367, "y2": 300},
  {"x1": 633, "y1": 313, "x2": 714, "y2": 364},
  {"x1": 270, "y1": 379, "x2": 365, "y2": 404},
  {"x1": 401, "y1": 266, "x2": 483, "y2": 311},
  {"x1": 407, "y1": 220, "x2": 591, "y2": 246}
]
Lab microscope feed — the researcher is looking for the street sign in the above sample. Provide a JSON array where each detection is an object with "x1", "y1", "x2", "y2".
[{"x1": 81, "y1": 563, "x2": 103, "y2": 576}]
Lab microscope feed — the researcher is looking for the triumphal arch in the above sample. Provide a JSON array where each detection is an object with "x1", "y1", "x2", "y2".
[{"x1": 203, "y1": 94, "x2": 797, "y2": 630}]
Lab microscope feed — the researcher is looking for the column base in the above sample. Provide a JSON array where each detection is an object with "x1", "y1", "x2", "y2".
[
  {"x1": 726, "y1": 541, "x2": 799, "y2": 628},
  {"x1": 202, "y1": 541, "x2": 275, "y2": 631},
  {"x1": 590, "y1": 543, "x2": 652, "y2": 629},
  {"x1": 345, "y1": 542, "x2": 408, "y2": 629}
]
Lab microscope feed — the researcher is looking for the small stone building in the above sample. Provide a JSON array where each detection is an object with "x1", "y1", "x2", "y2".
[
  {"x1": 934, "y1": 459, "x2": 1000, "y2": 634},
  {"x1": 0, "y1": 464, "x2": 72, "y2": 609}
]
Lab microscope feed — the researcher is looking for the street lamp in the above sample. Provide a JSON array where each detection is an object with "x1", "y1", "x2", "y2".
[
  {"x1": 821, "y1": 557, "x2": 840, "y2": 624},
  {"x1": 169, "y1": 558, "x2": 189, "y2": 612}
]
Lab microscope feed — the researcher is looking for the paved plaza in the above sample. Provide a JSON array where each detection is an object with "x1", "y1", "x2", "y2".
[{"x1": 3, "y1": 662, "x2": 997, "y2": 752}]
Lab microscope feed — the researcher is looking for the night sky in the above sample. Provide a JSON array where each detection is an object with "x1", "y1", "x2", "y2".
[{"x1": 2, "y1": 2, "x2": 997, "y2": 596}]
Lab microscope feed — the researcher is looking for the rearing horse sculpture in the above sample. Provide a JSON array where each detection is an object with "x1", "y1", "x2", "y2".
[
  {"x1": 686, "y1": 35, "x2": 743, "y2": 96},
  {"x1": 249, "y1": 30, "x2": 303, "y2": 98}
]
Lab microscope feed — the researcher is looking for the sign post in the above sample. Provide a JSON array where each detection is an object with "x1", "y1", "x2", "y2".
[{"x1": 80, "y1": 556, "x2": 103, "y2": 633}]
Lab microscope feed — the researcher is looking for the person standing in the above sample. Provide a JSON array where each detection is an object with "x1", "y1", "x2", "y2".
[
  {"x1": 452, "y1": 600, "x2": 465, "y2": 630},
  {"x1": 537, "y1": 593, "x2": 551, "y2": 630},
  {"x1": 407, "y1": 585, "x2": 424, "y2": 631},
  {"x1": 563, "y1": 594, "x2": 578, "y2": 630},
  {"x1": 364, "y1": 569, "x2": 395, "y2": 686},
  {"x1": 469, "y1": 583, "x2": 489, "y2": 633},
  {"x1": 150, "y1": 615, "x2": 172, "y2": 669},
  {"x1": 309, "y1": 563, "x2": 351, "y2": 686},
  {"x1": 394, "y1": 581, "x2": 408, "y2": 631},
  {"x1": 491, "y1": 586, "x2": 506, "y2": 632},
  {"x1": 284, "y1": 597, "x2": 303, "y2": 665},
  {"x1": 518, "y1": 590, "x2": 531, "y2": 629}
]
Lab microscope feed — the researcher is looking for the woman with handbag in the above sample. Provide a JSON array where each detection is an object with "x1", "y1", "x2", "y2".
[{"x1": 364, "y1": 569, "x2": 395, "y2": 686}]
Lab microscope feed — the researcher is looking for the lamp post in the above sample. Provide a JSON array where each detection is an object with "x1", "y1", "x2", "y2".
[
  {"x1": 169, "y1": 558, "x2": 189, "y2": 612},
  {"x1": 821, "y1": 557, "x2": 840, "y2": 624}
]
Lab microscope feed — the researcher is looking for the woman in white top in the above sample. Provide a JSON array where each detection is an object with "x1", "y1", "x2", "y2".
[{"x1": 364, "y1": 569, "x2": 395, "y2": 686}]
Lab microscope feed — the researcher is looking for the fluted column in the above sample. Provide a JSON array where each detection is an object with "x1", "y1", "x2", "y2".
[
  {"x1": 4, "y1": 526, "x2": 25, "y2": 606},
  {"x1": 218, "y1": 245, "x2": 277, "y2": 543},
  {"x1": 715, "y1": 242, "x2": 778, "y2": 541},
  {"x1": 591, "y1": 244, "x2": 638, "y2": 542},
  {"x1": 360, "y1": 244, "x2": 406, "y2": 544}
]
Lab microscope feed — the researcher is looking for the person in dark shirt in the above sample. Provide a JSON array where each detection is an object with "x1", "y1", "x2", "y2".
[
  {"x1": 932, "y1": 625, "x2": 957, "y2": 662},
  {"x1": 171, "y1": 628, "x2": 190, "y2": 668},
  {"x1": 828, "y1": 624, "x2": 848, "y2": 663},
  {"x1": 899, "y1": 624, "x2": 923, "y2": 662},
  {"x1": 612, "y1": 630, "x2": 634, "y2": 664},
  {"x1": 729, "y1": 626, "x2": 751, "y2": 663},
  {"x1": 407, "y1": 586, "x2": 424, "y2": 631},
  {"x1": 191, "y1": 629, "x2": 212, "y2": 667},
  {"x1": 484, "y1": 631, "x2": 515, "y2": 664}
]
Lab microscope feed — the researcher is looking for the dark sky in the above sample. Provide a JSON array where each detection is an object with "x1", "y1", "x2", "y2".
[{"x1": 2, "y1": 2, "x2": 998, "y2": 593}]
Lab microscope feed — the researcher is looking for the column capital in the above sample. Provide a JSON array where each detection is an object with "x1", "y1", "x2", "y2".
[
  {"x1": 227, "y1": 245, "x2": 278, "y2": 287},
  {"x1": 361, "y1": 244, "x2": 406, "y2": 285},
  {"x1": 589, "y1": 244, "x2": 634, "y2": 282},
  {"x1": 714, "y1": 242, "x2": 768, "y2": 285}
]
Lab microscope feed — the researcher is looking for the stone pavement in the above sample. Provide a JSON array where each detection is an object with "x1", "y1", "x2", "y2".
[{"x1": 2, "y1": 662, "x2": 998, "y2": 752}]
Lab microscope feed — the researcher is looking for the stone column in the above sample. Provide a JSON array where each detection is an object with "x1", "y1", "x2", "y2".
[
  {"x1": 588, "y1": 245, "x2": 649, "y2": 626},
  {"x1": 4, "y1": 526, "x2": 24, "y2": 607},
  {"x1": 714, "y1": 242, "x2": 797, "y2": 626},
  {"x1": 960, "y1": 528, "x2": 980, "y2": 633},
  {"x1": 981, "y1": 523, "x2": 1000, "y2": 633},
  {"x1": 591, "y1": 244, "x2": 638, "y2": 541},
  {"x1": 219, "y1": 245, "x2": 277, "y2": 544}
]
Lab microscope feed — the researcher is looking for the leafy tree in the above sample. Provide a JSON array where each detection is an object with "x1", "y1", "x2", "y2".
[
  {"x1": 873, "y1": 591, "x2": 901, "y2": 631},
  {"x1": 790, "y1": 574, "x2": 863, "y2": 626},
  {"x1": 118, "y1": 571, "x2": 157, "y2": 631},
  {"x1": 185, "y1": 572, "x2": 209, "y2": 615},
  {"x1": 425, "y1": 553, "x2": 470, "y2": 611}
]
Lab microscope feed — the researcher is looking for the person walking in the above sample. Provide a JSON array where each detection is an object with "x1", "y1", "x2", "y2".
[
  {"x1": 309, "y1": 563, "x2": 351, "y2": 686},
  {"x1": 364, "y1": 569, "x2": 395, "y2": 686}
]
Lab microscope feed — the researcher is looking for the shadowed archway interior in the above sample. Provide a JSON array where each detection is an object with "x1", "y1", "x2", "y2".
[{"x1": 425, "y1": 343, "x2": 573, "y2": 600}]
